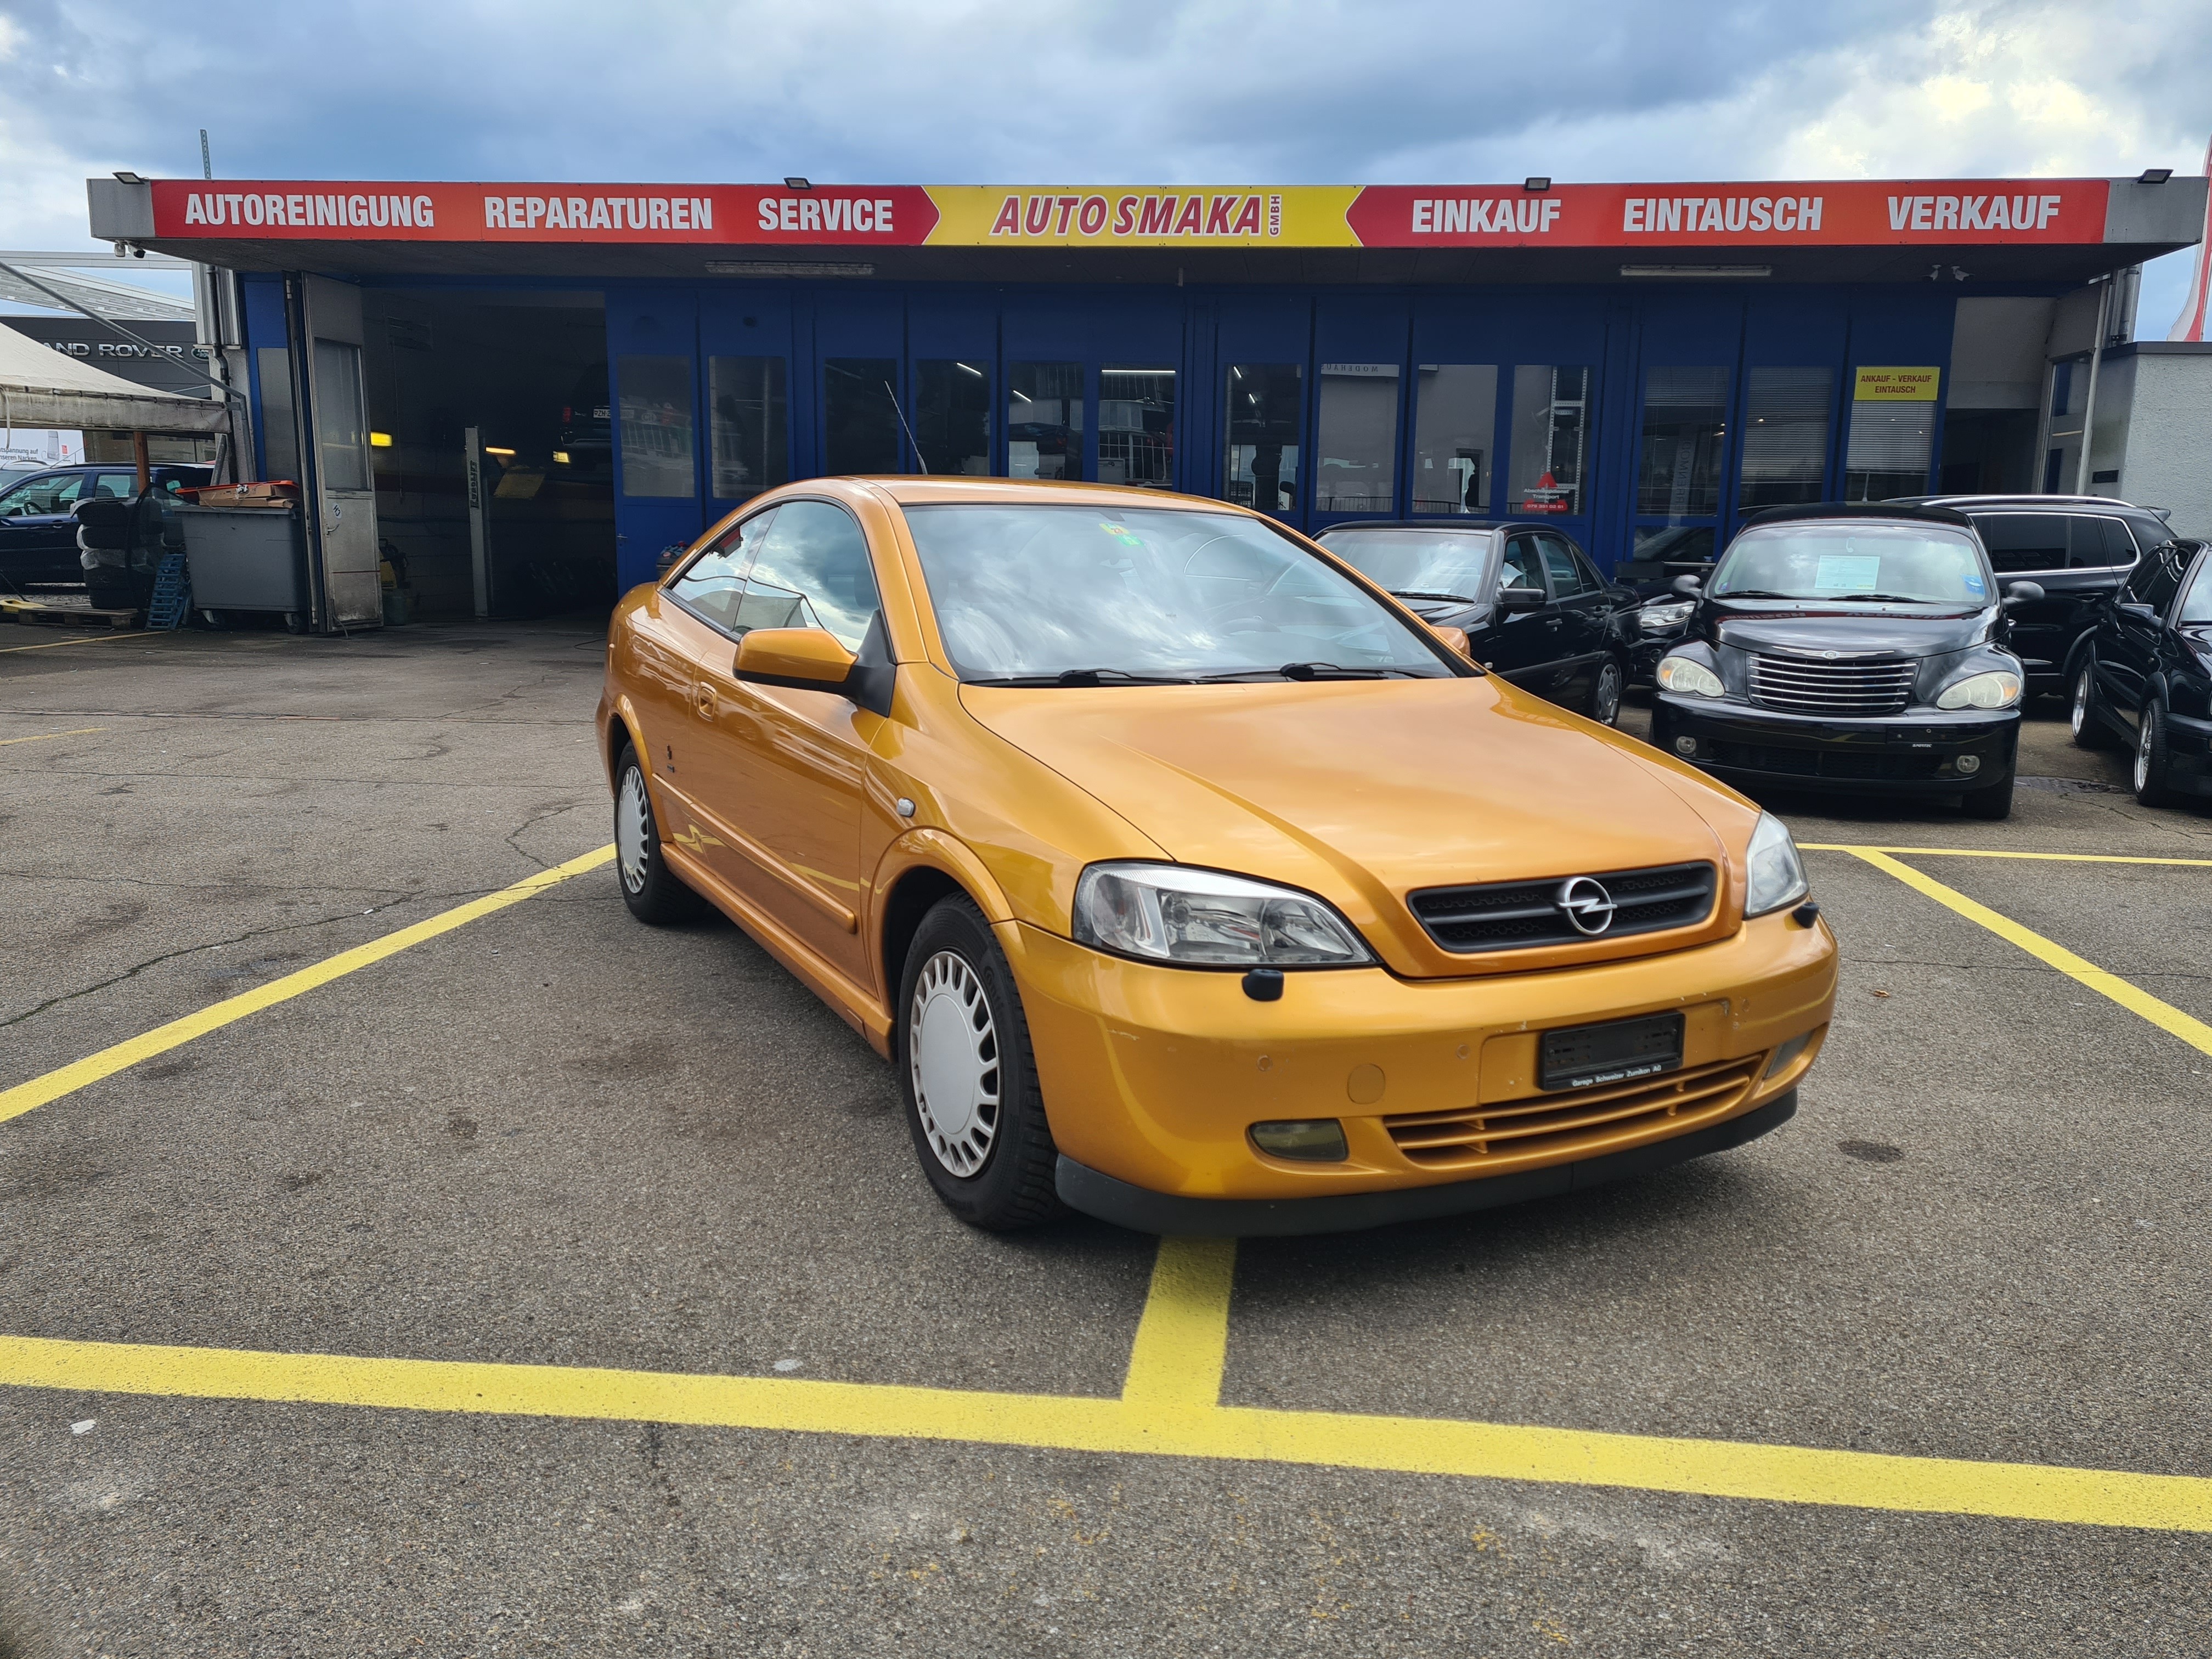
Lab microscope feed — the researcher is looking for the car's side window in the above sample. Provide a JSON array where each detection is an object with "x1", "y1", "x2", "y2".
[
  {"x1": 93, "y1": 472, "x2": 138, "y2": 500},
  {"x1": 2121, "y1": 548, "x2": 2182, "y2": 613},
  {"x1": 1536, "y1": 535, "x2": 1590, "y2": 598},
  {"x1": 0, "y1": 473, "x2": 84, "y2": 516},
  {"x1": 2177, "y1": 553, "x2": 2212, "y2": 625},
  {"x1": 2071, "y1": 517, "x2": 2132, "y2": 568},
  {"x1": 1566, "y1": 541, "x2": 1607, "y2": 594},
  {"x1": 668, "y1": 507, "x2": 775, "y2": 633},
  {"x1": 1973, "y1": 513, "x2": 2069, "y2": 574},
  {"x1": 733, "y1": 499, "x2": 881, "y2": 652},
  {"x1": 1499, "y1": 533, "x2": 1541, "y2": 593}
]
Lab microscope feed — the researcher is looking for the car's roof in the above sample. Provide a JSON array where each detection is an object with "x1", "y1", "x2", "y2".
[
  {"x1": 1888, "y1": 493, "x2": 2152, "y2": 513},
  {"x1": 854, "y1": 477, "x2": 1242, "y2": 512},
  {"x1": 1740, "y1": 502, "x2": 1976, "y2": 531}
]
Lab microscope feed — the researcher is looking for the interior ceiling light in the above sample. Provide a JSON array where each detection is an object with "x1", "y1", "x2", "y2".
[
  {"x1": 1522, "y1": 176, "x2": 1551, "y2": 191},
  {"x1": 2140, "y1": 167, "x2": 2174, "y2": 183},
  {"x1": 706, "y1": 259, "x2": 874, "y2": 278},
  {"x1": 783, "y1": 176, "x2": 812, "y2": 190},
  {"x1": 1619, "y1": 263, "x2": 1773, "y2": 279},
  {"x1": 368, "y1": 431, "x2": 393, "y2": 448}
]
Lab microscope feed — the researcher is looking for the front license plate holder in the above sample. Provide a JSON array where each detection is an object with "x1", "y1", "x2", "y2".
[{"x1": 1539, "y1": 1012, "x2": 1685, "y2": 1092}]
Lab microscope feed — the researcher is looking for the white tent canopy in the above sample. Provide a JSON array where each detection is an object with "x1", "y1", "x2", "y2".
[{"x1": 0, "y1": 321, "x2": 228, "y2": 434}]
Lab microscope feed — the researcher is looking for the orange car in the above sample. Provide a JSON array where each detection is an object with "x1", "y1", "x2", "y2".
[{"x1": 596, "y1": 479, "x2": 1836, "y2": 1235}]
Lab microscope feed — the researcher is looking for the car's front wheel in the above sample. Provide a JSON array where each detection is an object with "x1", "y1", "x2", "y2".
[
  {"x1": 613, "y1": 741, "x2": 705, "y2": 924},
  {"x1": 2070, "y1": 662, "x2": 2119, "y2": 750},
  {"x1": 898, "y1": 895, "x2": 1063, "y2": 1231},
  {"x1": 2134, "y1": 701, "x2": 2177, "y2": 807},
  {"x1": 1959, "y1": 769, "x2": 2015, "y2": 820},
  {"x1": 1590, "y1": 657, "x2": 1625, "y2": 726}
]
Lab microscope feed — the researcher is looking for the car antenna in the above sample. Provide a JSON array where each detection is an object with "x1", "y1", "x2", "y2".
[{"x1": 884, "y1": 380, "x2": 926, "y2": 473}]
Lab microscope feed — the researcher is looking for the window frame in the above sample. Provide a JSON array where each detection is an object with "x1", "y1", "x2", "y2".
[{"x1": 663, "y1": 503, "x2": 780, "y2": 636}]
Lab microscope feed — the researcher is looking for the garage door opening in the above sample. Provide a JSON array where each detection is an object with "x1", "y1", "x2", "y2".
[{"x1": 360, "y1": 289, "x2": 612, "y2": 622}]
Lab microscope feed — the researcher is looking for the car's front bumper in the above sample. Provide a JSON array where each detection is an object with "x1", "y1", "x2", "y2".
[
  {"x1": 1649, "y1": 695, "x2": 2019, "y2": 795},
  {"x1": 1001, "y1": 909, "x2": 1835, "y2": 1218}
]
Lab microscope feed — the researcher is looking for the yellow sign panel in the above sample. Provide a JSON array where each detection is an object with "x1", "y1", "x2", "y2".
[
  {"x1": 923, "y1": 186, "x2": 1362, "y2": 248},
  {"x1": 1854, "y1": 366, "x2": 1941, "y2": 402}
]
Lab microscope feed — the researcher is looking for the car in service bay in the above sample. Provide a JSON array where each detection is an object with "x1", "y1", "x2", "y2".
[
  {"x1": 598, "y1": 479, "x2": 1837, "y2": 1236},
  {"x1": 1651, "y1": 504, "x2": 2038, "y2": 820},
  {"x1": 2070, "y1": 537, "x2": 2212, "y2": 805},
  {"x1": 1314, "y1": 521, "x2": 1640, "y2": 723}
]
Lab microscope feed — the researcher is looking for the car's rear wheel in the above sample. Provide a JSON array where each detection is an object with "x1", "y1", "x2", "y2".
[
  {"x1": 2070, "y1": 663, "x2": 2119, "y2": 750},
  {"x1": 613, "y1": 741, "x2": 705, "y2": 924},
  {"x1": 1590, "y1": 657, "x2": 1625, "y2": 726},
  {"x1": 1959, "y1": 769, "x2": 2015, "y2": 820},
  {"x1": 898, "y1": 895, "x2": 1063, "y2": 1231},
  {"x1": 2134, "y1": 701, "x2": 2177, "y2": 807}
]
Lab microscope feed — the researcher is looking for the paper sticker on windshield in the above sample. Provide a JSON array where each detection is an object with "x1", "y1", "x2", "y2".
[
  {"x1": 1099, "y1": 522, "x2": 1144, "y2": 547},
  {"x1": 1962, "y1": 570, "x2": 1986, "y2": 596},
  {"x1": 1814, "y1": 554, "x2": 1881, "y2": 592}
]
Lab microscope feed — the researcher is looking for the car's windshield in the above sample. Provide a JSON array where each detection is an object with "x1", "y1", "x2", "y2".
[
  {"x1": 1319, "y1": 529, "x2": 1494, "y2": 601},
  {"x1": 1711, "y1": 522, "x2": 1990, "y2": 605},
  {"x1": 902, "y1": 504, "x2": 1455, "y2": 681},
  {"x1": 2179, "y1": 551, "x2": 2212, "y2": 624}
]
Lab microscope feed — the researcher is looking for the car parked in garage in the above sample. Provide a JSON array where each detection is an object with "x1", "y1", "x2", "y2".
[
  {"x1": 1651, "y1": 504, "x2": 2039, "y2": 819},
  {"x1": 2070, "y1": 537, "x2": 2212, "y2": 805},
  {"x1": 1313, "y1": 521, "x2": 1641, "y2": 724},
  {"x1": 1886, "y1": 493, "x2": 2175, "y2": 697},
  {"x1": 599, "y1": 479, "x2": 1836, "y2": 1237}
]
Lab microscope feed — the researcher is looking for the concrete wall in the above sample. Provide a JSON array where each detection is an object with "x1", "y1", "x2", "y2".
[{"x1": 2107, "y1": 345, "x2": 2212, "y2": 537}]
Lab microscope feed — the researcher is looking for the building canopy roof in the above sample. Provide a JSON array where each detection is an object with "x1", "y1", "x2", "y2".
[{"x1": 0, "y1": 318, "x2": 227, "y2": 433}]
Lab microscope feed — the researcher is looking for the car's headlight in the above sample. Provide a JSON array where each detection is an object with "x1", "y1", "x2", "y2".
[
  {"x1": 1072, "y1": 862, "x2": 1373, "y2": 967},
  {"x1": 1638, "y1": 601, "x2": 1695, "y2": 632},
  {"x1": 1934, "y1": 669, "x2": 2022, "y2": 710},
  {"x1": 1744, "y1": 812, "x2": 1810, "y2": 918},
  {"x1": 1656, "y1": 654, "x2": 1725, "y2": 697}
]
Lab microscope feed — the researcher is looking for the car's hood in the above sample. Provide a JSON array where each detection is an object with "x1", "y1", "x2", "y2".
[
  {"x1": 1705, "y1": 601, "x2": 1993, "y2": 658},
  {"x1": 1401, "y1": 595, "x2": 1493, "y2": 628},
  {"x1": 960, "y1": 675, "x2": 1751, "y2": 977}
]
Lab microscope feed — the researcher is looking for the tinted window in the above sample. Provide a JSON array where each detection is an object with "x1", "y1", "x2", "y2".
[
  {"x1": 1500, "y1": 533, "x2": 1542, "y2": 592},
  {"x1": 668, "y1": 507, "x2": 775, "y2": 632},
  {"x1": 1568, "y1": 543, "x2": 1609, "y2": 593},
  {"x1": 2122, "y1": 548, "x2": 2182, "y2": 613},
  {"x1": 2119, "y1": 516, "x2": 2166, "y2": 560},
  {"x1": 2077, "y1": 517, "x2": 2135, "y2": 568},
  {"x1": 2177, "y1": 552, "x2": 2212, "y2": 624},
  {"x1": 735, "y1": 499, "x2": 880, "y2": 651},
  {"x1": 1972, "y1": 513, "x2": 2070, "y2": 574},
  {"x1": 1538, "y1": 536, "x2": 1593, "y2": 597}
]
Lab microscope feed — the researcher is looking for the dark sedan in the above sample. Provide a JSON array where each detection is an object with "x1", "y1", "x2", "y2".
[
  {"x1": 1649, "y1": 505, "x2": 2040, "y2": 819},
  {"x1": 2070, "y1": 538, "x2": 2212, "y2": 805},
  {"x1": 1316, "y1": 521, "x2": 1640, "y2": 724},
  {"x1": 0, "y1": 463, "x2": 210, "y2": 590}
]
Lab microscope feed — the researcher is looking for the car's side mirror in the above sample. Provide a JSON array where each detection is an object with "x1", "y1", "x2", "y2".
[
  {"x1": 1497, "y1": 585, "x2": 1547, "y2": 613},
  {"x1": 1670, "y1": 573, "x2": 1704, "y2": 596},
  {"x1": 2001, "y1": 580, "x2": 2046, "y2": 607},
  {"x1": 1430, "y1": 624, "x2": 1470, "y2": 657},
  {"x1": 2117, "y1": 601, "x2": 2157, "y2": 623},
  {"x1": 732, "y1": 627, "x2": 857, "y2": 694}
]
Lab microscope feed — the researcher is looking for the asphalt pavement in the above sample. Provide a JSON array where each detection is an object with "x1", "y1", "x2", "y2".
[{"x1": 1, "y1": 619, "x2": 2205, "y2": 1657}]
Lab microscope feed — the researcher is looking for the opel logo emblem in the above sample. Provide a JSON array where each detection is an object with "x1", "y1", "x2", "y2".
[
  {"x1": 1557, "y1": 876, "x2": 1618, "y2": 935},
  {"x1": 1821, "y1": 650, "x2": 1840, "y2": 660}
]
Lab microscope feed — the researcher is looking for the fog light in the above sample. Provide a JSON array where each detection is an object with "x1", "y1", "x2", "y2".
[
  {"x1": 1674, "y1": 736, "x2": 1699, "y2": 757},
  {"x1": 1765, "y1": 1030, "x2": 1816, "y2": 1077},
  {"x1": 1955, "y1": 754, "x2": 1981, "y2": 776},
  {"x1": 1250, "y1": 1119, "x2": 1348, "y2": 1161}
]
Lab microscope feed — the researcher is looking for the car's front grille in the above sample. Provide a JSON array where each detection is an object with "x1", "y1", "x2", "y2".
[
  {"x1": 1382, "y1": 1054, "x2": 1763, "y2": 1169},
  {"x1": 1747, "y1": 653, "x2": 1917, "y2": 716},
  {"x1": 1408, "y1": 861, "x2": 1717, "y2": 953},
  {"x1": 1709, "y1": 742, "x2": 1947, "y2": 782}
]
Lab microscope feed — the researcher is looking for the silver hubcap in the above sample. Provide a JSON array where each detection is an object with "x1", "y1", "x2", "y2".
[
  {"x1": 2137, "y1": 714, "x2": 2154, "y2": 791},
  {"x1": 1595, "y1": 663, "x2": 1622, "y2": 723},
  {"x1": 910, "y1": 949, "x2": 1000, "y2": 1177},
  {"x1": 2073, "y1": 675, "x2": 2089, "y2": 735},
  {"x1": 616, "y1": 768, "x2": 652, "y2": 894}
]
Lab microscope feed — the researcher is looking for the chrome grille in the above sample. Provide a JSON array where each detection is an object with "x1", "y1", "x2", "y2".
[{"x1": 1747, "y1": 653, "x2": 1916, "y2": 716}]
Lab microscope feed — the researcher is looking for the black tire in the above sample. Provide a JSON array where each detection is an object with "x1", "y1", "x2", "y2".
[
  {"x1": 1959, "y1": 769, "x2": 2015, "y2": 820},
  {"x1": 1590, "y1": 656, "x2": 1626, "y2": 726},
  {"x1": 2133, "y1": 700, "x2": 2176, "y2": 808},
  {"x1": 896, "y1": 895, "x2": 1064, "y2": 1231},
  {"x1": 612, "y1": 740, "x2": 706, "y2": 924},
  {"x1": 2070, "y1": 661, "x2": 2119, "y2": 750}
]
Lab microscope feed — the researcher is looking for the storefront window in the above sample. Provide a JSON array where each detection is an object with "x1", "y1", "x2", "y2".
[
  {"x1": 1635, "y1": 366, "x2": 1728, "y2": 517},
  {"x1": 618, "y1": 354, "x2": 695, "y2": 498},
  {"x1": 1844, "y1": 379, "x2": 1938, "y2": 500},
  {"x1": 708, "y1": 356, "x2": 788, "y2": 503},
  {"x1": 1224, "y1": 363, "x2": 1302, "y2": 512},
  {"x1": 1098, "y1": 366, "x2": 1174, "y2": 488},
  {"x1": 916, "y1": 359, "x2": 991, "y2": 476},
  {"x1": 1507, "y1": 365, "x2": 1590, "y2": 516},
  {"x1": 824, "y1": 357, "x2": 900, "y2": 475},
  {"x1": 1314, "y1": 363, "x2": 1398, "y2": 514},
  {"x1": 1006, "y1": 362, "x2": 1082, "y2": 479},
  {"x1": 1411, "y1": 364, "x2": 1496, "y2": 515},
  {"x1": 1737, "y1": 366, "x2": 1832, "y2": 509}
]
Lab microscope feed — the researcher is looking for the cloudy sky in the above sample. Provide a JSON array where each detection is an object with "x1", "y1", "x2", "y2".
[{"x1": 0, "y1": 0, "x2": 2204, "y2": 328}]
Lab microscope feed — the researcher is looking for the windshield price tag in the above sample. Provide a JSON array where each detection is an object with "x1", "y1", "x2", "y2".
[{"x1": 1814, "y1": 553, "x2": 1882, "y2": 592}]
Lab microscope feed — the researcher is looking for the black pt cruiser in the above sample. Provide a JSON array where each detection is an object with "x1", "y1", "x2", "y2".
[{"x1": 1649, "y1": 505, "x2": 2041, "y2": 820}]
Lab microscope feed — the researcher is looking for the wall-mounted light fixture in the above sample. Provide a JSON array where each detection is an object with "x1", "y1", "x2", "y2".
[
  {"x1": 783, "y1": 176, "x2": 812, "y2": 190},
  {"x1": 2140, "y1": 167, "x2": 2174, "y2": 183},
  {"x1": 1522, "y1": 176, "x2": 1552, "y2": 191}
]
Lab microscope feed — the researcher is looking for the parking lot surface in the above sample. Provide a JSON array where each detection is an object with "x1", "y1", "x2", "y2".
[{"x1": 2, "y1": 619, "x2": 2207, "y2": 1656}]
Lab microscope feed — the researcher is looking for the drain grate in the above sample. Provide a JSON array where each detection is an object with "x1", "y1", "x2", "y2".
[{"x1": 2016, "y1": 775, "x2": 2128, "y2": 795}]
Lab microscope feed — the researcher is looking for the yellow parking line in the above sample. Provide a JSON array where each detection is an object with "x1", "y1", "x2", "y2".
[
  {"x1": 0, "y1": 844, "x2": 617, "y2": 1126},
  {"x1": 1120, "y1": 1237, "x2": 1237, "y2": 1412},
  {"x1": 1844, "y1": 848, "x2": 2212, "y2": 1058},
  {"x1": 1, "y1": 1322, "x2": 2203, "y2": 1531},
  {"x1": 1805, "y1": 843, "x2": 2212, "y2": 867},
  {"x1": 0, "y1": 630, "x2": 149, "y2": 654},
  {"x1": 0, "y1": 725, "x2": 102, "y2": 746}
]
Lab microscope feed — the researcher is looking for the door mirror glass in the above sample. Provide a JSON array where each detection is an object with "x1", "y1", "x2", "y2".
[
  {"x1": 1498, "y1": 585, "x2": 1547, "y2": 613},
  {"x1": 732, "y1": 627, "x2": 857, "y2": 691}
]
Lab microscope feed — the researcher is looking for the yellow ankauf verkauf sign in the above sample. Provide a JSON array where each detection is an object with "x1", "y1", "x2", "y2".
[{"x1": 1854, "y1": 366, "x2": 1942, "y2": 402}]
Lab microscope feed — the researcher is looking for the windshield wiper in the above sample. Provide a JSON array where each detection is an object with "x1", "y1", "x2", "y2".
[
  {"x1": 1392, "y1": 589, "x2": 1481, "y2": 603},
  {"x1": 1205, "y1": 661, "x2": 1424, "y2": 682},
  {"x1": 1711, "y1": 589, "x2": 1799, "y2": 600},
  {"x1": 963, "y1": 668, "x2": 1199, "y2": 687},
  {"x1": 1823, "y1": 592, "x2": 1943, "y2": 605}
]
